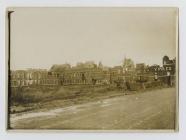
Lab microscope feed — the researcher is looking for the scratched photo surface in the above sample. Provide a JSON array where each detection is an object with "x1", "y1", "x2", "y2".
[{"x1": 8, "y1": 7, "x2": 178, "y2": 130}]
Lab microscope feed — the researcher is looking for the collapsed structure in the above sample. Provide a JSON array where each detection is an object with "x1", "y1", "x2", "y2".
[{"x1": 10, "y1": 56, "x2": 176, "y2": 88}]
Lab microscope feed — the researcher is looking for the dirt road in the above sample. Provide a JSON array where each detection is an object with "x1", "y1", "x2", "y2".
[{"x1": 10, "y1": 87, "x2": 176, "y2": 130}]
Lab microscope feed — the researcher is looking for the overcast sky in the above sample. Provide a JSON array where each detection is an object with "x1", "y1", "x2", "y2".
[{"x1": 10, "y1": 7, "x2": 178, "y2": 70}]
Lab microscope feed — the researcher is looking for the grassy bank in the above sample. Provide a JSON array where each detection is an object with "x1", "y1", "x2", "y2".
[{"x1": 9, "y1": 81, "x2": 166, "y2": 114}]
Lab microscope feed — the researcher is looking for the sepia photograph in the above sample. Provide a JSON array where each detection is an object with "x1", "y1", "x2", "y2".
[{"x1": 7, "y1": 7, "x2": 178, "y2": 131}]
